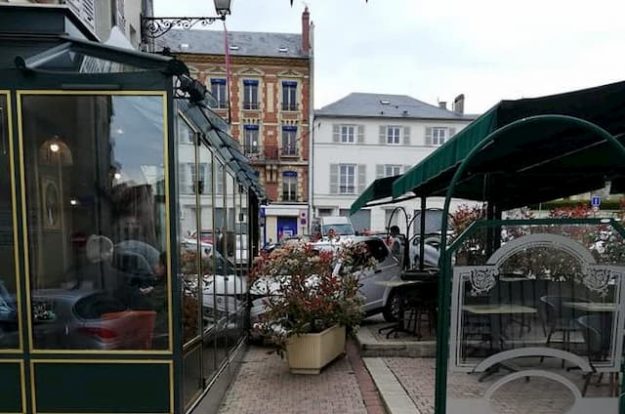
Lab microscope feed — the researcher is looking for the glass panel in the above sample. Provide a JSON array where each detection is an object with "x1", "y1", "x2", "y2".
[
  {"x1": 213, "y1": 157, "x2": 228, "y2": 366},
  {"x1": 0, "y1": 94, "x2": 19, "y2": 349},
  {"x1": 21, "y1": 94, "x2": 169, "y2": 350},
  {"x1": 177, "y1": 116, "x2": 200, "y2": 345},
  {"x1": 182, "y1": 345, "x2": 203, "y2": 408},
  {"x1": 225, "y1": 172, "x2": 238, "y2": 351},
  {"x1": 444, "y1": 218, "x2": 625, "y2": 412}
]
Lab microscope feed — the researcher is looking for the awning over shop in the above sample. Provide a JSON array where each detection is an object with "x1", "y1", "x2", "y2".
[
  {"x1": 392, "y1": 80, "x2": 625, "y2": 208},
  {"x1": 349, "y1": 175, "x2": 417, "y2": 215},
  {"x1": 179, "y1": 101, "x2": 266, "y2": 201}
]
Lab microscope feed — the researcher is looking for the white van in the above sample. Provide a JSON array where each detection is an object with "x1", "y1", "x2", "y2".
[{"x1": 318, "y1": 216, "x2": 355, "y2": 237}]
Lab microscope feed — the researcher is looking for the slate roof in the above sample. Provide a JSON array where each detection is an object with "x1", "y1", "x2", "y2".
[
  {"x1": 156, "y1": 29, "x2": 306, "y2": 59},
  {"x1": 315, "y1": 93, "x2": 476, "y2": 120}
]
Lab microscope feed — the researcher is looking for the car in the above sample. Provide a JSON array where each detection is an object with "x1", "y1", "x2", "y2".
[
  {"x1": 249, "y1": 236, "x2": 403, "y2": 323},
  {"x1": 30, "y1": 289, "x2": 159, "y2": 350},
  {"x1": 409, "y1": 234, "x2": 442, "y2": 268},
  {"x1": 0, "y1": 280, "x2": 18, "y2": 347}
]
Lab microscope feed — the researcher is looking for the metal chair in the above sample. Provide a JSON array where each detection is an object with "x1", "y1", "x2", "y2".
[
  {"x1": 539, "y1": 295, "x2": 589, "y2": 364},
  {"x1": 577, "y1": 314, "x2": 616, "y2": 396}
]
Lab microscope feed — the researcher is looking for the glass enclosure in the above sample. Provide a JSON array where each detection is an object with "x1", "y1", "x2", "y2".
[
  {"x1": 0, "y1": 92, "x2": 19, "y2": 350},
  {"x1": 19, "y1": 93, "x2": 170, "y2": 351},
  {"x1": 445, "y1": 214, "x2": 625, "y2": 413}
]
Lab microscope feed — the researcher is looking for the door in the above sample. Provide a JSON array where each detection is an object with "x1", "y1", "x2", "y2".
[
  {"x1": 359, "y1": 238, "x2": 400, "y2": 312},
  {"x1": 277, "y1": 216, "x2": 297, "y2": 241}
]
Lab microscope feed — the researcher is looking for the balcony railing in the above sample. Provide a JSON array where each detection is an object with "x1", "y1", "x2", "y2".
[
  {"x1": 282, "y1": 192, "x2": 298, "y2": 202},
  {"x1": 281, "y1": 145, "x2": 298, "y2": 157},
  {"x1": 281, "y1": 103, "x2": 298, "y2": 111},
  {"x1": 243, "y1": 101, "x2": 259, "y2": 110}
]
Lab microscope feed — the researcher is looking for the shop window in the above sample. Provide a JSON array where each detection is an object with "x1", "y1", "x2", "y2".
[
  {"x1": 20, "y1": 94, "x2": 169, "y2": 351},
  {"x1": 0, "y1": 94, "x2": 19, "y2": 349}
]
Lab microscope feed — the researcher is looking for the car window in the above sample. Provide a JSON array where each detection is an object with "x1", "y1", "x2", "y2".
[
  {"x1": 365, "y1": 239, "x2": 388, "y2": 262},
  {"x1": 75, "y1": 293, "x2": 126, "y2": 319}
]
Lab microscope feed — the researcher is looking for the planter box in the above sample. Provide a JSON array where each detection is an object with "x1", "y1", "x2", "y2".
[{"x1": 286, "y1": 325, "x2": 346, "y2": 374}]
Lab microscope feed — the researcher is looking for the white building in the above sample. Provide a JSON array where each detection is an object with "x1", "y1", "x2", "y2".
[{"x1": 313, "y1": 92, "x2": 476, "y2": 234}]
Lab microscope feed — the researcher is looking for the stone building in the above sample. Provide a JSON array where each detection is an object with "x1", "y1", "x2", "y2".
[{"x1": 157, "y1": 8, "x2": 313, "y2": 243}]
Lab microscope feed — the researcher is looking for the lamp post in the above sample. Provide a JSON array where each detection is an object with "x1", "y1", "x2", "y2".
[{"x1": 142, "y1": 0, "x2": 232, "y2": 41}]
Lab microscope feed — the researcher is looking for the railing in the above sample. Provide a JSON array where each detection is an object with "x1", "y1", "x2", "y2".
[{"x1": 281, "y1": 145, "x2": 298, "y2": 157}]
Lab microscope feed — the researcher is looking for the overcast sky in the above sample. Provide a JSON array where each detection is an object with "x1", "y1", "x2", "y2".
[{"x1": 154, "y1": 0, "x2": 625, "y2": 115}]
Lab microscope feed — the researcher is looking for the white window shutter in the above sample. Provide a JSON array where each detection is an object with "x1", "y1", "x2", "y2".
[
  {"x1": 425, "y1": 127, "x2": 433, "y2": 146},
  {"x1": 403, "y1": 126, "x2": 411, "y2": 145},
  {"x1": 330, "y1": 164, "x2": 338, "y2": 194},
  {"x1": 449, "y1": 127, "x2": 456, "y2": 138},
  {"x1": 357, "y1": 125, "x2": 365, "y2": 144},
  {"x1": 379, "y1": 126, "x2": 386, "y2": 144},
  {"x1": 376, "y1": 164, "x2": 384, "y2": 178},
  {"x1": 332, "y1": 124, "x2": 340, "y2": 143},
  {"x1": 357, "y1": 164, "x2": 366, "y2": 193}
]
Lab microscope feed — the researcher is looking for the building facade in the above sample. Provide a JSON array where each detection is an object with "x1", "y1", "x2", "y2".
[
  {"x1": 313, "y1": 93, "x2": 476, "y2": 234},
  {"x1": 157, "y1": 8, "x2": 313, "y2": 244},
  {"x1": 0, "y1": 0, "x2": 149, "y2": 48}
]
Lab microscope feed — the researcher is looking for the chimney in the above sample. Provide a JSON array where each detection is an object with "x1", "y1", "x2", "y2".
[
  {"x1": 302, "y1": 7, "x2": 310, "y2": 54},
  {"x1": 438, "y1": 101, "x2": 447, "y2": 110},
  {"x1": 453, "y1": 94, "x2": 465, "y2": 114}
]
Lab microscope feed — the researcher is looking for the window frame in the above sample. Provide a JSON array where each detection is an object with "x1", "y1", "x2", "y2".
[
  {"x1": 339, "y1": 164, "x2": 356, "y2": 194},
  {"x1": 282, "y1": 171, "x2": 298, "y2": 202},
  {"x1": 386, "y1": 126, "x2": 401, "y2": 145},
  {"x1": 242, "y1": 80, "x2": 259, "y2": 110},
  {"x1": 340, "y1": 125, "x2": 355, "y2": 143},
  {"x1": 432, "y1": 127, "x2": 448, "y2": 146},
  {"x1": 281, "y1": 81, "x2": 298, "y2": 111},
  {"x1": 281, "y1": 126, "x2": 298, "y2": 156},
  {"x1": 243, "y1": 125, "x2": 259, "y2": 155},
  {"x1": 210, "y1": 78, "x2": 228, "y2": 109}
]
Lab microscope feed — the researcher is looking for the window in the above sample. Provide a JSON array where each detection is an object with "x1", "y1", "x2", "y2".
[
  {"x1": 282, "y1": 81, "x2": 297, "y2": 111},
  {"x1": 243, "y1": 125, "x2": 259, "y2": 155},
  {"x1": 281, "y1": 126, "x2": 297, "y2": 156},
  {"x1": 282, "y1": 171, "x2": 298, "y2": 201},
  {"x1": 339, "y1": 164, "x2": 356, "y2": 194},
  {"x1": 177, "y1": 117, "x2": 194, "y2": 144},
  {"x1": 21, "y1": 94, "x2": 169, "y2": 350},
  {"x1": 387, "y1": 126, "x2": 400, "y2": 144},
  {"x1": 0, "y1": 94, "x2": 18, "y2": 350},
  {"x1": 341, "y1": 125, "x2": 355, "y2": 143},
  {"x1": 385, "y1": 164, "x2": 402, "y2": 177},
  {"x1": 432, "y1": 127, "x2": 447, "y2": 145},
  {"x1": 426, "y1": 126, "x2": 455, "y2": 146},
  {"x1": 190, "y1": 163, "x2": 208, "y2": 194},
  {"x1": 210, "y1": 78, "x2": 227, "y2": 109},
  {"x1": 243, "y1": 79, "x2": 259, "y2": 110}
]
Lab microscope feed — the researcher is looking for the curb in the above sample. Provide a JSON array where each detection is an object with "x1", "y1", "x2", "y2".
[{"x1": 363, "y1": 357, "x2": 420, "y2": 414}]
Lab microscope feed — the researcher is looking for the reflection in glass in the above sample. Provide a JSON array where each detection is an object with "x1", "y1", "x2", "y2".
[
  {"x1": 21, "y1": 95, "x2": 169, "y2": 350},
  {"x1": 177, "y1": 117, "x2": 200, "y2": 345},
  {"x1": 182, "y1": 345, "x2": 203, "y2": 408},
  {"x1": 0, "y1": 94, "x2": 19, "y2": 349}
]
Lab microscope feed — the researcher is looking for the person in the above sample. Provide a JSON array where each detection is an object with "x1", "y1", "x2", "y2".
[
  {"x1": 327, "y1": 227, "x2": 338, "y2": 241},
  {"x1": 389, "y1": 225, "x2": 403, "y2": 258}
]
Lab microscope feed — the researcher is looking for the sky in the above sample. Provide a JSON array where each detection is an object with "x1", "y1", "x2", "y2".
[{"x1": 154, "y1": 0, "x2": 625, "y2": 115}]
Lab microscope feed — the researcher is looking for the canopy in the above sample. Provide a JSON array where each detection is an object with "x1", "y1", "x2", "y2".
[
  {"x1": 179, "y1": 101, "x2": 266, "y2": 201},
  {"x1": 392, "y1": 80, "x2": 625, "y2": 208},
  {"x1": 349, "y1": 175, "x2": 416, "y2": 215}
]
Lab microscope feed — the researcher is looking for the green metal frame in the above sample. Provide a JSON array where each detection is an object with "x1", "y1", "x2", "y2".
[{"x1": 435, "y1": 114, "x2": 625, "y2": 413}]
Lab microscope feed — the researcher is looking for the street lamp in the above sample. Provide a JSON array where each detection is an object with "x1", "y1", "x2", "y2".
[{"x1": 142, "y1": 0, "x2": 233, "y2": 40}]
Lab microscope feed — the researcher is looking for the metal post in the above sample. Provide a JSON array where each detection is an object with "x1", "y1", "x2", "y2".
[{"x1": 419, "y1": 197, "x2": 426, "y2": 270}]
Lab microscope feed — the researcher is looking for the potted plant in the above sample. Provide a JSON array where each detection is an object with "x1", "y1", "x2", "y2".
[{"x1": 249, "y1": 240, "x2": 371, "y2": 374}]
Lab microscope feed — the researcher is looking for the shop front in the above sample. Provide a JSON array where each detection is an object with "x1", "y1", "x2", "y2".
[{"x1": 0, "y1": 6, "x2": 262, "y2": 414}]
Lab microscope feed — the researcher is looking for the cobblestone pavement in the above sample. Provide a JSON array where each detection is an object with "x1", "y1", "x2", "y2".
[
  {"x1": 217, "y1": 344, "x2": 371, "y2": 414},
  {"x1": 383, "y1": 357, "x2": 612, "y2": 414}
]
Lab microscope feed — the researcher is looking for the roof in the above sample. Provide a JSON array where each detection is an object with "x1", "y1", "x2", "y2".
[
  {"x1": 390, "y1": 80, "x2": 625, "y2": 209},
  {"x1": 315, "y1": 93, "x2": 475, "y2": 120},
  {"x1": 156, "y1": 29, "x2": 307, "y2": 59}
]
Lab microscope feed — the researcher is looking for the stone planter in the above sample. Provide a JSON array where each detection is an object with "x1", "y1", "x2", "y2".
[{"x1": 286, "y1": 325, "x2": 346, "y2": 374}]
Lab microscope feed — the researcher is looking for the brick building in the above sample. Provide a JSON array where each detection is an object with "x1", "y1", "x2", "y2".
[{"x1": 158, "y1": 8, "x2": 313, "y2": 243}]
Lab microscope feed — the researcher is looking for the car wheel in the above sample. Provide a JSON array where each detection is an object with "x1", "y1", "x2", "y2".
[{"x1": 382, "y1": 289, "x2": 401, "y2": 322}]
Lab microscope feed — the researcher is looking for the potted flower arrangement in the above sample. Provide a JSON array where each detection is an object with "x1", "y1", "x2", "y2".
[{"x1": 249, "y1": 240, "x2": 372, "y2": 374}]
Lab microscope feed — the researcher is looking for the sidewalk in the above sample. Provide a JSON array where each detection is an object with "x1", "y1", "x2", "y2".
[{"x1": 217, "y1": 339, "x2": 386, "y2": 414}]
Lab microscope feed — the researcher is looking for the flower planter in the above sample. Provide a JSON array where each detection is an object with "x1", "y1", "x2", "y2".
[{"x1": 286, "y1": 325, "x2": 346, "y2": 374}]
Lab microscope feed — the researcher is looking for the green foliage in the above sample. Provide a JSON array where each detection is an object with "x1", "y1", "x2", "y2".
[{"x1": 249, "y1": 240, "x2": 370, "y2": 355}]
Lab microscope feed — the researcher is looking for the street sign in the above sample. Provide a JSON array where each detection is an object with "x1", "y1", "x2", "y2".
[{"x1": 591, "y1": 195, "x2": 601, "y2": 208}]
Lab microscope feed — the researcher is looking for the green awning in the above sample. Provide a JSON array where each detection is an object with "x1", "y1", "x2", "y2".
[
  {"x1": 392, "y1": 80, "x2": 625, "y2": 207},
  {"x1": 349, "y1": 175, "x2": 416, "y2": 215}
]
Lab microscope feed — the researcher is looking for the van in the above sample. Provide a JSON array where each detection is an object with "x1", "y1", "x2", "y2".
[{"x1": 318, "y1": 216, "x2": 355, "y2": 237}]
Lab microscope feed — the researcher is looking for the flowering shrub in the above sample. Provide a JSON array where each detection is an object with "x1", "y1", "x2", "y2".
[{"x1": 249, "y1": 240, "x2": 372, "y2": 355}]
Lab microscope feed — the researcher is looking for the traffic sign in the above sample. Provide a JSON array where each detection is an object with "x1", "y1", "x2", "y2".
[{"x1": 591, "y1": 195, "x2": 601, "y2": 208}]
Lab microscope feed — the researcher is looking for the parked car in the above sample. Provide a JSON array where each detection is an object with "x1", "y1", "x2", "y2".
[
  {"x1": 249, "y1": 236, "x2": 402, "y2": 322},
  {"x1": 31, "y1": 289, "x2": 157, "y2": 350},
  {"x1": 0, "y1": 280, "x2": 18, "y2": 347},
  {"x1": 409, "y1": 234, "x2": 441, "y2": 268}
]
